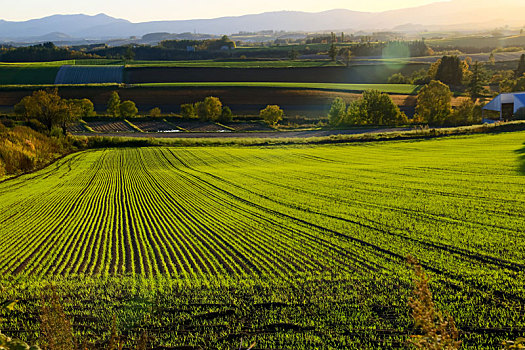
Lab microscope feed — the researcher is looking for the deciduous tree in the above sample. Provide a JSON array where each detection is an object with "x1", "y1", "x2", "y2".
[
  {"x1": 328, "y1": 98, "x2": 346, "y2": 125},
  {"x1": 14, "y1": 89, "x2": 80, "y2": 133},
  {"x1": 219, "y1": 106, "x2": 233, "y2": 123},
  {"x1": 67, "y1": 98, "x2": 96, "y2": 118},
  {"x1": 260, "y1": 105, "x2": 283, "y2": 126},
  {"x1": 119, "y1": 100, "x2": 138, "y2": 118},
  {"x1": 180, "y1": 104, "x2": 196, "y2": 119},
  {"x1": 196, "y1": 97, "x2": 222, "y2": 121},
  {"x1": 107, "y1": 91, "x2": 121, "y2": 118},
  {"x1": 415, "y1": 80, "x2": 452, "y2": 126}
]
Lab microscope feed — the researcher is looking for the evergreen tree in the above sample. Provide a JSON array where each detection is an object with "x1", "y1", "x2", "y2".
[
  {"x1": 467, "y1": 61, "x2": 486, "y2": 100},
  {"x1": 489, "y1": 52, "x2": 496, "y2": 66},
  {"x1": 328, "y1": 43, "x2": 337, "y2": 61},
  {"x1": 435, "y1": 56, "x2": 463, "y2": 86},
  {"x1": 516, "y1": 54, "x2": 525, "y2": 78}
]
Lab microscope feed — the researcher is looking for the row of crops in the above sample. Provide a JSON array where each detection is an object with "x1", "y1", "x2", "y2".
[
  {"x1": 69, "y1": 120, "x2": 272, "y2": 133},
  {"x1": 0, "y1": 132, "x2": 524, "y2": 348},
  {"x1": 54, "y1": 65, "x2": 124, "y2": 84}
]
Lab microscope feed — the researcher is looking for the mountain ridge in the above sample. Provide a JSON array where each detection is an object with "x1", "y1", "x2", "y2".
[{"x1": 0, "y1": 1, "x2": 524, "y2": 41}]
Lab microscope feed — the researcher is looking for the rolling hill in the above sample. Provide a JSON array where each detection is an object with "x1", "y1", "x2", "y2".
[{"x1": 1, "y1": 0, "x2": 525, "y2": 40}]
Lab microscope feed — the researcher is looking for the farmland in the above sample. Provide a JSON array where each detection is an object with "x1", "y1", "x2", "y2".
[
  {"x1": 0, "y1": 84, "x2": 421, "y2": 117},
  {"x1": 134, "y1": 82, "x2": 421, "y2": 94},
  {"x1": 0, "y1": 65, "x2": 60, "y2": 85},
  {"x1": 0, "y1": 131, "x2": 524, "y2": 348}
]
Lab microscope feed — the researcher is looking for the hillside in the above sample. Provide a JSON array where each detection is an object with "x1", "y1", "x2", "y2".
[{"x1": 1, "y1": 0, "x2": 525, "y2": 40}]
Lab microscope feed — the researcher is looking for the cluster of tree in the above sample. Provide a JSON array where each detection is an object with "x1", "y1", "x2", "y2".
[
  {"x1": 388, "y1": 69, "x2": 433, "y2": 85},
  {"x1": 388, "y1": 55, "x2": 490, "y2": 99},
  {"x1": 160, "y1": 36, "x2": 236, "y2": 51},
  {"x1": 0, "y1": 42, "x2": 97, "y2": 62},
  {"x1": 13, "y1": 89, "x2": 86, "y2": 133},
  {"x1": 328, "y1": 90, "x2": 407, "y2": 126},
  {"x1": 499, "y1": 54, "x2": 525, "y2": 92},
  {"x1": 329, "y1": 81, "x2": 482, "y2": 127},
  {"x1": 180, "y1": 97, "x2": 233, "y2": 122},
  {"x1": 106, "y1": 92, "x2": 138, "y2": 118},
  {"x1": 306, "y1": 32, "x2": 347, "y2": 44},
  {"x1": 414, "y1": 80, "x2": 482, "y2": 126}
]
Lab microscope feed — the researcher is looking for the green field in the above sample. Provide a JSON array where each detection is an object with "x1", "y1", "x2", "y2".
[
  {"x1": 0, "y1": 66, "x2": 60, "y2": 84},
  {"x1": 0, "y1": 132, "x2": 524, "y2": 348},
  {"x1": 0, "y1": 59, "x2": 340, "y2": 68},
  {"x1": 134, "y1": 82, "x2": 421, "y2": 94}
]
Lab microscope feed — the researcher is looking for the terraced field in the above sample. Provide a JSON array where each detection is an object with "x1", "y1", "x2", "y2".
[{"x1": 0, "y1": 132, "x2": 524, "y2": 348}]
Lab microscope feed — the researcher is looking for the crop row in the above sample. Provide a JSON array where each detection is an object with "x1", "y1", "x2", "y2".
[{"x1": 0, "y1": 131, "x2": 524, "y2": 348}]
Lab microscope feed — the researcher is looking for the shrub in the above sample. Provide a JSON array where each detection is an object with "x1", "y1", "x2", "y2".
[
  {"x1": 180, "y1": 104, "x2": 196, "y2": 119},
  {"x1": 50, "y1": 126, "x2": 64, "y2": 138},
  {"x1": 514, "y1": 107, "x2": 525, "y2": 120},
  {"x1": 407, "y1": 256, "x2": 461, "y2": 350},
  {"x1": 328, "y1": 97, "x2": 346, "y2": 125},
  {"x1": 219, "y1": 106, "x2": 233, "y2": 123},
  {"x1": 0, "y1": 118, "x2": 15, "y2": 128},
  {"x1": 40, "y1": 288, "x2": 74, "y2": 350},
  {"x1": 27, "y1": 119, "x2": 47, "y2": 133},
  {"x1": 388, "y1": 73, "x2": 412, "y2": 84},
  {"x1": 149, "y1": 107, "x2": 162, "y2": 118},
  {"x1": 260, "y1": 105, "x2": 284, "y2": 126},
  {"x1": 450, "y1": 99, "x2": 481, "y2": 126}
]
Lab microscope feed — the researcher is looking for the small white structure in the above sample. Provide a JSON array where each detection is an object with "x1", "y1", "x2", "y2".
[{"x1": 483, "y1": 92, "x2": 525, "y2": 119}]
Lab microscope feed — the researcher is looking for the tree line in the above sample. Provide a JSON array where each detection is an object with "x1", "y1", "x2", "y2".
[
  {"x1": 11, "y1": 89, "x2": 286, "y2": 132},
  {"x1": 0, "y1": 42, "x2": 97, "y2": 62},
  {"x1": 390, "y1": 53, "x2": 525, "y2": 98},
  {"x1": 329, "y1": 80, "x2": 482, "y2": 128}
]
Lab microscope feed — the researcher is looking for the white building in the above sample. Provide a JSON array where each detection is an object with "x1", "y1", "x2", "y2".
[{"x1": 483, "y1": 92, "x2": 525, "y2": 120}]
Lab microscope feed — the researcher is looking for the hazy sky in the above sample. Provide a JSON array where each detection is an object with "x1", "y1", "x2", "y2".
[{"x1": 1, "y1": 0, "x2": 450, "y2": 22}]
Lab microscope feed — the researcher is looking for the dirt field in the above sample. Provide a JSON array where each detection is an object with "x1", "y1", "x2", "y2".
[
  {"x1": 124, "y1": 64, "x2": 428, "y2": 84},
  {"x1": 0, "y1": 85, "x2": 468, "y2": 118}
]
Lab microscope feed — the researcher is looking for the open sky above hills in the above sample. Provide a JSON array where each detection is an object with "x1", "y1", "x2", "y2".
[
  {"x1": 2, "y1": 0, "x2": 451, "y2": 22},
  {"x1": 1, "y1": 0, "x2": 524, "y2": 39}
]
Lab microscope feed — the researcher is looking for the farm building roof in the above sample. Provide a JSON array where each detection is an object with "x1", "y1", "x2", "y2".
[{"x1": 483, "y1": 92, "x2": 525, "y2": 113}]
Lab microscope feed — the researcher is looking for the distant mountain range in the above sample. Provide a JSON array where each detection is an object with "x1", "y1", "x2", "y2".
[{"x1": 1, "y1": 0, "x2": 524, "y2": 43}]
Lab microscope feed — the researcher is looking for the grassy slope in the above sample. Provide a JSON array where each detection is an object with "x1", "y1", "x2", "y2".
[
  {"x1": 0, "y1": 125, "x2": 73, "y2": 178},
  {"x1": 0, "y1": 131, "x2": 524, "y2": 348}
]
